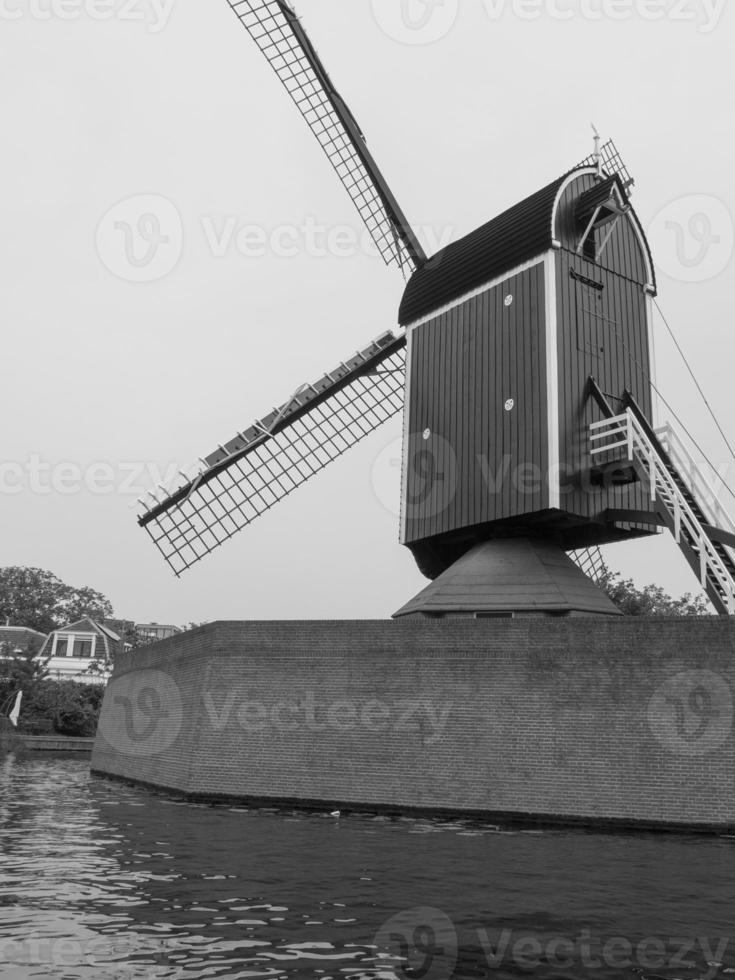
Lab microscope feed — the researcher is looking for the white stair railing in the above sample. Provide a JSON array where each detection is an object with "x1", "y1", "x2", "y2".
[
  {"x1": 590, "y1": 410, "x2": 735, "y2": 615},
  {"x1": 655, "y1": 422, "x2": 735, "y2": 541}
]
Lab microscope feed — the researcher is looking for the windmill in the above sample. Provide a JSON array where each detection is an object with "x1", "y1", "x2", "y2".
[{"x1": 137, "y1": 0, "x2": 735, "y2": 618}]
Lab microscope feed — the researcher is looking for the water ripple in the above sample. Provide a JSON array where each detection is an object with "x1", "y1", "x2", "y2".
[{"x1": 0, "y1": 755, "x2": 733, "y2": 979}]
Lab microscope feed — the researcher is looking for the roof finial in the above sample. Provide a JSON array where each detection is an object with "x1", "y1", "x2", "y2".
[{"x1": 591, "y1": 123, "x2": 602, "y2": 179}]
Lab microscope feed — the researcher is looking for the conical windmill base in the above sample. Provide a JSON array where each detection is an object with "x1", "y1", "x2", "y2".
[{"x1": 393, "y1": 538, "x2": 622, "y2": 619}]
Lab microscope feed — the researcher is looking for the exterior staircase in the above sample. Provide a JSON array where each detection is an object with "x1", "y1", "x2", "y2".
[{"x1": 590, "y1": 394, "x2": 735, "y2": 615}]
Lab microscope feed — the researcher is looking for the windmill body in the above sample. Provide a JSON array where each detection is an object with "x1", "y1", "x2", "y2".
[
  {"x1": 398, "y1": 168, "x2": 657, "y2": 581},
  {"x1": 138, "y1": 1, "x2": 735, "y2": 618}
]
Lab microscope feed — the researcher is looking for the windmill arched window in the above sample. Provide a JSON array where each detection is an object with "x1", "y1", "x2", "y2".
[{"x1": 575, "y1": 177, "x2": 632, "y2": 263}]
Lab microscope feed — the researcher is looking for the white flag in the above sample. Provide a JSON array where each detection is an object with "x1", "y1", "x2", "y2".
[{"x1": 9, "y1": 691, "x2": 22, "y2": 728}]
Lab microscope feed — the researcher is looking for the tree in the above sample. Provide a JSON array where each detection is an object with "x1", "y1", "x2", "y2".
[
  {"x1": 64, "y1": 585, "x2": 114, "y2": 626},
  {"x1": 598, "y1": 564, "x2": 712, "y2": 617},
  {"x1": 0, "y1": 639, "x2": 49, "y2": 693},
  {"x1": 0, "y1": 639, "x2": 50, "y2": 725},
  {"x1": 0, "y1": 567, "x2": 113, "y2": 634},
  {"x1": 11, "y1": 679, "x2": 104, "y2": 737},
  {"x1": 53, "y1": 682, "x2": 102, "y2": 737}
]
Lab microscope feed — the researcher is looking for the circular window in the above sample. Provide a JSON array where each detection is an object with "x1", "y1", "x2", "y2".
[
  {"x1": 504, "y1": 295, "x2": 514, "y2": 307},
  {"x1": 504, "y1": 399, "x2": 515, "y2": 412},
  {"x1": 422, "y1": 429, "x2": 431, "y2": 441}
]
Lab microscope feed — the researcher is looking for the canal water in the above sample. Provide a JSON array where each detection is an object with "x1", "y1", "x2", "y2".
[{"x1": 0, "y1": 755, "x2": 733, "y2": 980}]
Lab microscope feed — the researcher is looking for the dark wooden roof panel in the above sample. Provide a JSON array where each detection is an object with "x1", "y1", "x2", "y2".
[{"x1": 399, "y1": 174, "x2": 568, "y2": 324}]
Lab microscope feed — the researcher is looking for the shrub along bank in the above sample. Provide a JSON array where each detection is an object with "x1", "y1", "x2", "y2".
[{"x1": 1, "y1": 679, "x2": 104, "y2": 738}]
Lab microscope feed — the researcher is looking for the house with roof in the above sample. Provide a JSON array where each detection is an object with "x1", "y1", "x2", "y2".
[
  {"x1": 0, "y1": 626, "x2": 48, "y2": 670},
  {"x1": 136, "y1": 623, "x2": 182, "y2": 645},
  {"x1": 39, "y1": 618, "x2": 123, "y2": 682}
]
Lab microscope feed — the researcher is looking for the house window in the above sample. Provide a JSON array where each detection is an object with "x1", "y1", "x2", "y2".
[
  {"x1": 75, "y1": 638, "x2": 95, "y2": 659},
  {"x1": 51, "y1": 633, "x2": 97, "y2": 659}
]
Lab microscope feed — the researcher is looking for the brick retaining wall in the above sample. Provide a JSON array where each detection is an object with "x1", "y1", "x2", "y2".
[{"x1": 91, "y1": 619, "x2": 735, "y2": 831}]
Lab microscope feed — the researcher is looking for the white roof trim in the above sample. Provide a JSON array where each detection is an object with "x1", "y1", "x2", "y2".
[
  {"x1": 550, "y1": 166, "x2": 656, "y2": 292},
  {"x1": 98, "y1": 623, "x2": 121, "y2": 642},
  {"x1": 405, "y1": 255, "x2": 546, "y2": 331}
]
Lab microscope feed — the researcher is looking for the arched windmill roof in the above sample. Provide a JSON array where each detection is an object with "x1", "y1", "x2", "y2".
[{"x1": 398, "y1": 166, "x2": 654, "y2": 325}]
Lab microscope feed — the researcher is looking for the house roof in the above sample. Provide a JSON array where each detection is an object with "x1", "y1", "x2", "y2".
[
  {"x1": 399, "y1": 173, "x2": 568, "y2": 325},
  {"x1": 41, "y1": 618, "x2": 121, "y2": 661},
  {"x1": 0, "y1": 626, "x2": 47, "y2": 639},
  {"x1": 0, "y1": 626, "x2": 47, "y2": 653},
  {"x1": 398, "y1": 166, "x2": 649, "y2": 325},
  {"x1": 97, "y1": 623, "x2": 121, "y2": 643}
]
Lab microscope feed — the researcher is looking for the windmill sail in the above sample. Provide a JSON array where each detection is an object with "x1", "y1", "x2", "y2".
[
  {"x1": 139, "y1": 142, "x2": 638, "y2": 576},
  {"x1": 225, "y1": 0, "x2": 426, "y2": 272},
  {"x1": 576, "y1": 138, "x2": 633, "y2": 188},
  {"x1": 139, "y1": 332, "x2": 406, "y2": 575}
]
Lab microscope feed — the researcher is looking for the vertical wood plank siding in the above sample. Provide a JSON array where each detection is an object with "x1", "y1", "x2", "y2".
[
  {"x1": 403, "y1": 263, "x2": 548, "y2": 545},
  {"x1": 554, "y1": 172, "x2": 649, "y2": 285},
  {"x1": 554, "y1": 173, "x2": 654, "y2": 523}
]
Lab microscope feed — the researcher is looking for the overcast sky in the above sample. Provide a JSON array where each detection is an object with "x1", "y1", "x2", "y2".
[{"x1": 2, "y1": 0, "x2": 734, "y2": 624}]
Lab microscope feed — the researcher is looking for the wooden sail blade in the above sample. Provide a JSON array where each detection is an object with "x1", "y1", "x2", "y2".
[
  {"x1": 138, "y1": 332, "x2": 406, "y2": 575},
  {"x1": 225, "y1": 0, "x2": 425, "y2": 273}
]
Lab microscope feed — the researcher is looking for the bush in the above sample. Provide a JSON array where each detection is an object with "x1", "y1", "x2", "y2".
[
  {"x1": 55, "y1": 700, "x2": 98, "y2": 737},
  {"x1": 598, "y1": 565, "x2": 712, "y2": 617},
  {"x1": 16, "y1": 680, "x2": 104, "y2": 738}
]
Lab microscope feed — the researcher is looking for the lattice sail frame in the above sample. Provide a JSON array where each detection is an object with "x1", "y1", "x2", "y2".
[
  {"x1": 569, "y1": 546, "x2": 607, "y2": 584},
  {"x1": 139, "y1": 142, "x2": 634, "y2": 576},
  {"x1": 226, "y1": 0, "x2": 425, "y2": 273},
  {"x1": 139, "y1": 334, "x2": 406, "y2": 575},
  {"x1": 577, "y1": 138, "x2": 634, "y2": 188}
]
